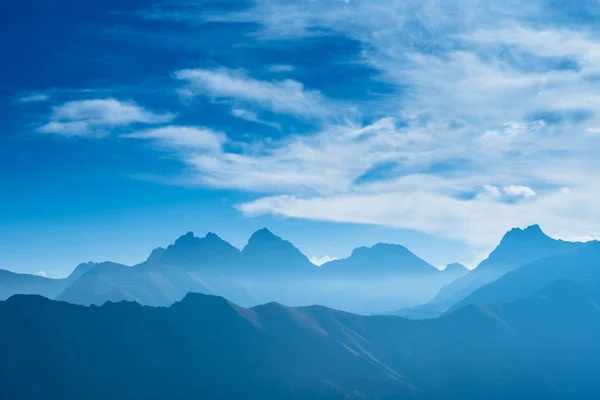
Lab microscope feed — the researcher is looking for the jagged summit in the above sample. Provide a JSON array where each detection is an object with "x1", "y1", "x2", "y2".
[
  {"x1": 174, "y1": 231, "x2": 197, "y2": 245},
  {"x1": 500, "y1": 224, "x2": 550, "y2": 243},
  {"x1": 146, "y1": 231, "x2": 240, "y2": 270},
  {"x1": 205, "y1": 232, "x2": 222, "y2": 240}
]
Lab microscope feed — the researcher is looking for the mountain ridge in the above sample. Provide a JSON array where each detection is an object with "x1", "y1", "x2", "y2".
[{"x1": 4, "y1": 277, "x2": 600, "y2": 399}]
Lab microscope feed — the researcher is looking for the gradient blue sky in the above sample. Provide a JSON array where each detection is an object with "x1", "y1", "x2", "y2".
[{"x1": 3, "y1": 0, "x2": 600, "y2": 277}]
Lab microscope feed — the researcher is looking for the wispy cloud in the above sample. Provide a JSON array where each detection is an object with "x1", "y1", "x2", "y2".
[
  {"x1": 26, "y1": 0, "x2": 600, "y2": 250},
  {"x1": 33, "y1": 270, "x2": 48, "y2": 278},
  {"x1": 230, "y1": 108, "x2": 281, "y2": 131},
  {"x1": 156, "y1": 0, "x2": 600, "y2": 248},
  {"x1": 125, "y1": 126, "x2": 225, "y2": 149},
  {"x1": 19, "y1": 93, "x2": 50, "y2": 103},
  {"x1": 38, "y1": 99, "x2": 174, "y2": 136},
  {"x1": 174, "y1": 68, "x2": 339, "y2": 119}
]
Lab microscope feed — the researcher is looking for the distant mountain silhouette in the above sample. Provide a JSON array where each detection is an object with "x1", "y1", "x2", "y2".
[
  {"x1": 447, "y1": 241, "x2": 600, "y2": 313},
  {"x1": 443, "y1": 262, "x2": 469, "y2": 276},
  {"x1": 0, "y1": 262, "x2": 97, "y2": 301},
  {"x1": 239, "y1": 228, "x2": 316, "y2": 277},
  {"x1": 7, "y1": 224, "x2": 587, "y2": 315},
  {"x1": 66, "y1": 262, "x2": 98, "y2": 281},
  {"x1": 56, "y1": 261, "x2": 255, "y2": 307},
  {"x1": 320, "y1": 243, "x2": 439, "y2": 277},
  {"x1": 4, "y1": 278, "x2": 600, "y2": 399},
  {"x1": 148, "y1": 231, "x2": 241, "y2": 272},
  {"x1": 422, "y1": 225, "x2": 587, "y2": 314},
  {"x1": 0, "y1": 269, "x2": 64, "y2": 300},
  {"x1": 384, "y1": 263, "x2": 468, "y2": 317},
  {"x1": 0, "y1": 229, "x2": 481, "y2": 313}
]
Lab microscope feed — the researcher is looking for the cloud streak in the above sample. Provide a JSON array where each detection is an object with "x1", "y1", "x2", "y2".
[
  {"x1": 175, "y1": 68, "x2": 339, "y2": 119},
  {"x1": 38, "y1": 99, "x2": 174, "y2": 137}
]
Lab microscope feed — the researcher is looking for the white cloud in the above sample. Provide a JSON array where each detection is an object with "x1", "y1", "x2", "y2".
[
  {"x1": 236, "y1": 184, "x2": 593, "y2": 248},
  {"x1": 33, "y1": 270, "x2": 48, "y2": 278},
  {"x1": 38, "y1": 121, "x2": 101, "y2": 136},
  {"x1": 125, "y1": 126, "x2": 225, "y2": 149},
  {"x1": 310, "y1": 255, "x2": 338, "y2": 266},
  {"x1": 20, "y1": 93, "x2": 49, "y2": 103},
  {"x1": 482, "y1": 185, "x2": 502, "y2": 198},
  {"x1": 46, "y1": 0, "x2": 600, "y2": 249},
  {"x1": 174, "y1": 68, "x2": 336, "y2": 118},
  {"x1": 231, "y1": 108, "x2": 281, "y2": 130},
  {"x1": 555, "y1": 232, "x2": 600, "y2": 242},
  {"x1": 504, "y1": 185, "x2": 536, "y2": 198},
  {"x1": 38, "y1": 99, "x2": 174, "y2": 136}
]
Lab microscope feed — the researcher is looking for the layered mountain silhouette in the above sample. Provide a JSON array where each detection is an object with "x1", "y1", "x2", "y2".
[
  {"x1": 396, "y1": 225, "x2": 589, "y2": 318},
  {"x1": 45, "y1": 228, "x2": 457, "y2": 313},
  {"x1": 57, "y1": 259, "x2": 257, "y2": 308},
  {"x1": 433, "y1": 225, "x2": 584, "y2": 305},
  {"x1": 442, "y1": 262, "x2": 469, "y2": 277},
  {"x1": 4, "y1": 277, "x2": 600, "y2": 399},
  {"x1": 446, "y1": 241, "x2": 600, "y2": 313},
  {"x1": 4, "y1": 224, "x2": 592, "y2": 315},
  {"x1": 239, "y1": 228, "x2": 316, "y2": 277},
  {"x1": 148, "y1": 231, "x2": 241, "y2": 272},
  {"x1": 320, "y1": 243, "x2": 439, "y2": 277},
  {"x1": 0, "y1": 262, "x2": 96, "y2": 301}
]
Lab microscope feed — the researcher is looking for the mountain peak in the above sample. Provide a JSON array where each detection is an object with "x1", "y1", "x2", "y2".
[
  {"x1": 248, "y1": 228, "x2": 278, "y2": 244},
  {"x1": 501, "y1": 224, "x2": 548, "y2": 242},
  {"x1": 323, "y1": 242, "x2": 438, "y2": 275},
  {"x1": 174, "y1": 231, "x2": 197, "y2": 245},
  {"x1": 147, "y1": 247, "x2": 167, "y2": 262},
  {"x1": 350, "y1": 242, "x2": 410, "y2": 257},
  {"x1": 444, "y1": 263, "x2": 468, "y2": 273},
  {"x1": 241, "y1": 229, "x2": 313, "y2": 274},
  {"x1": 67, "y1": 262, "x2": 98, "y2": 281},
  {"x1": 146, "y1": 231, "x2": 240, "y2": 269}
]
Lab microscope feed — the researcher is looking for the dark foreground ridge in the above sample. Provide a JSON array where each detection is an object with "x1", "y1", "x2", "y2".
[{"x1": 3, "y1": 278, "x2": 600, "y2": 400}]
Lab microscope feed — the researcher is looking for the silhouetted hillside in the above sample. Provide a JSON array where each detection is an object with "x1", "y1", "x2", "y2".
[{"x1": 4, "y1": 278, "x2": 600, "y2": 399}]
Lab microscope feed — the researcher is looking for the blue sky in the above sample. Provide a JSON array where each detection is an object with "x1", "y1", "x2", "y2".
[{"x1": 2, "y1": 0, "x2": 600, "y2": 277}]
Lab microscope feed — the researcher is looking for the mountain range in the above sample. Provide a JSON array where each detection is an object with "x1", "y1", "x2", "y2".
[
  {"x1": 3, "y1": 277, "x2": 600, "y2": 399},
  {"x1": 0, "y1": 262, "x2": 96, "y2": 301},
  {"x1": 392, "y1": 225, "x2": 593, "y2": 318},
  {"x1": 1, "y1": 228, "x2": 468, "y2": 314},
  {"x1": 4, "y1": 223, "x2": 600, "y2": 398},
  {"x1": 3, "y1": 224, "x2": 596, "y2": 317}
]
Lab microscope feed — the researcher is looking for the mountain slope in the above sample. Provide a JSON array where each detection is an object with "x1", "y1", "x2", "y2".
[
  {"x1": 0, "y1": 269, "x2": 66, "y2": 300},
  {"x1": 56, "y1": 260, "x2": 256, "y2": 308},
  {"x1": 0, "y1": 293, "x2": 421, "y2": 400},
  {"x1": 442, "y1": 263, "x2": 469, "y2": 279},
  {"x1": 4, "y1": 278, "x2": 600, "y2": 399},
  {"x1": 0, "y1": 262, "x2": 97, "y2": 301},
  {"x1": 320, "y1": 243, "x2": 439, "y2": 277},
  {"x1": 430, "y1": 225, "x2": 586, "y2": 308},
  {"x1": 239, "y1": 228, "x2": 316, "y2": 277},
  {"x1": 149, "y1": 232, "x2": 241, "y2": 272},
  {"x1": 447, "y1": 241, "x2": 600, "y2": 313}
]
